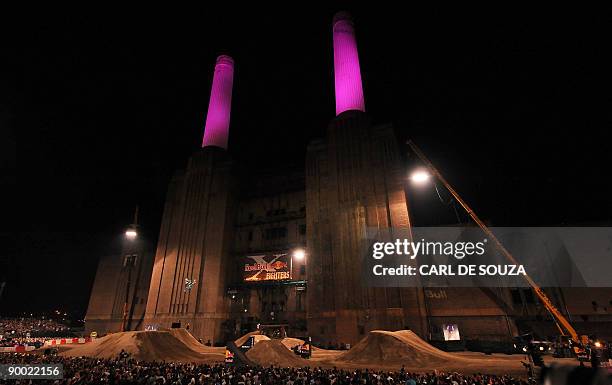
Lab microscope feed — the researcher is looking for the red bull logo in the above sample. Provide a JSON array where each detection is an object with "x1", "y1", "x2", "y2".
[{"x1": 271, "y1": 261, "x2": 288, "y2": 269}]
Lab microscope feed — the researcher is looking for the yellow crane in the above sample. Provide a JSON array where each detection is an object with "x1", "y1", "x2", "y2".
[{"x1": 407, "y1": 140, "x2": 588, "y2": 358}]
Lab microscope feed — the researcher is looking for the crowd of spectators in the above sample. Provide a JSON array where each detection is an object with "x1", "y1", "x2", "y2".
[
  {"x1": 0, "y1": 317, "x2": 70, "y2": 337},
  {"x1": 0, "y1": 337, "x2": 50, "y2": 348},
  {"x1": 0, "y1": 353, "x2": 530, "y2": 385},
  {"x1": 0, "y1": 317, "x2": 72, "y2": 347}
]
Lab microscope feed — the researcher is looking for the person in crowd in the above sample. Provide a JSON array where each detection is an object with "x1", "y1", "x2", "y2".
[{"x1": 0, "y1": 353, "x2": 533, "y2": 385}]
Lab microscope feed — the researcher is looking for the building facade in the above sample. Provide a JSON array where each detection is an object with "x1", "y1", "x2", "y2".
[
  {"x1": 85, "y1": 240, "x2": 153, "y2": 335},
  {"x1": 86, "y1": 12, "x2": 612, "y2": 346}
]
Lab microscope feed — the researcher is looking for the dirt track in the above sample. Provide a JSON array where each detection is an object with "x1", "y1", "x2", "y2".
[
  {"x1": 318, "y1": 330, "x2": 578, "y2": 377},
  {"x1": 58, "y1": 329, "x2": 578, "y2": 377},
  {"x1": 246, "y1": 340, "x2": 311, "y2": 367},
  {"x1": 61, "y1": 330, "x2": 223, "y2": 363},
  {"x1": 231, "y1": 330, "x2": 534, "y2": 375},
  {"x1": 234, "y1": 331, "x2": 271, "y2": 347},
  {"x1": 335, "y1": 330, "x2": 468, "y2": 366}
]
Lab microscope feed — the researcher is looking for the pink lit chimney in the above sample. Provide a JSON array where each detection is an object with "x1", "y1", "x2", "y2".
[
  {"x1": 202, "y1": 55, "x2": 235, "y2": 149},
  {"x1": 333, "y1": 12, "x2": 365, "y2": 116}
]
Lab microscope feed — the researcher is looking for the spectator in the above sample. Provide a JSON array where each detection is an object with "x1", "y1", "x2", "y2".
[{"x1": 0, "y1": 353, "x2": 531, "y2": 385}]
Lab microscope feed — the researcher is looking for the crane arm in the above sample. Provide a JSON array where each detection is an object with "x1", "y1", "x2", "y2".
[{"x1": 407, "y1": 140, "x2": 580, "y2": 344}]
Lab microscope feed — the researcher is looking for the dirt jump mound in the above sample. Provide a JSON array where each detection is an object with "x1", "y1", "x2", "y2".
[
  {"x1": 281, "y1": 337, "x2": 304, "y2": 350},
  {"x1": 234, "y1": 331, "x2": 271, "y2": 347},
  {"x1": 167, "y1": 328, "x2": 225, "y2": 355},
  {"x1": 246, "y1": 340, "x2": 311, "y2": 367},
  {"x1": 336, "y1": 330, "x2": 468, "y2": 367},
  {"x1": 61, "y1": 330, "x2": 224, "y2": 363}
]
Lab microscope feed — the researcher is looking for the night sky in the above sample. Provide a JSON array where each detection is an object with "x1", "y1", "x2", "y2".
[{"x1": 8, "y1": 5, "x2": 612, "y2": 317}]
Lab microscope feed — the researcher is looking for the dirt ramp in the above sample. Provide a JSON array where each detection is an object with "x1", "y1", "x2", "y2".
[
  {"x1": 246, "y1": 340, "x2": 311, "y2": 367},
  {"x1": 281, "y1": 337, "x2": 304, "y2": 350},
  {"x1": 234, "y1": 331, "x2": 270, "y2": 347},
  {"x1": 168, "y1": 328, "x2": 224, "y2": 355},
  {"x1": 167, "y1": 328, "x2": 201, "y2": 347},
  {"x1": 336, "y1": 330, "x2": 468, "y2": 367},
  {"x1": 61, "y1": 331, "x2": 224, "y2": 363},
  {"x1": 134, "y1": 330, "x2": 223, "y2": 362},
  {"x1": 62, "y1": 331, "x2": 136, "y2": 359}
]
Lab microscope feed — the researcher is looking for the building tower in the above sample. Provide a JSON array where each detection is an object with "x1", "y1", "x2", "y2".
[
  {"x1": 202, "y1": 55, "x2": 234, "y2": 149},
  {"x1": 306, "y1": 12, "x2": 429, "y2": 344},
  {"x1": 144, "y1": 55, "x2": 238, "y2": 343},
  {"x1": 332, "y1": 12, "x2": 366, "y2": 115}
]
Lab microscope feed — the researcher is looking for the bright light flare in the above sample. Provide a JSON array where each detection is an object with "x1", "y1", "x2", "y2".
[
  {"x1": 410, "y1": 170, "x2": 431, "y2": 184},
  {"x1": 293, "y1": 248, "x2": 306, "y2": 260},
  {"x1": 125, "y1": 229, "x2": 137, "y2": 239}
]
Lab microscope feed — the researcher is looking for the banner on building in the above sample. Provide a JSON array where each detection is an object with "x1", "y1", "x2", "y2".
[
  {"x1": 243, "y1": 253, "x2": 291, "y2": 282},
  {"x1": 443, "y1": 324, "x2": 461, "y2": 341}
]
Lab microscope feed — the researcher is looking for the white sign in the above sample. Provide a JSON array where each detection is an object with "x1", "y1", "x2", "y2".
[{"x1": 442, "y1": 324, "x2": 460, "y2": 341}]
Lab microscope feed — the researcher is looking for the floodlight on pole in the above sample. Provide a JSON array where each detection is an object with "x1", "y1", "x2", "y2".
[
  {"x1": 406, "y1": 139, "x2": 587, "y2": 350},
  {"x1": 125, "y1": 205, "x2": 139, "y2": 239},
  {"x1": 121, "y1": 205, "x2": 140, "y2": 332}
]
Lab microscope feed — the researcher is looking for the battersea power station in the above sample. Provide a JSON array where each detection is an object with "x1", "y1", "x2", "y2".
[{"x1": 85, "y1": 12, "x2": 612, "y2": 347}]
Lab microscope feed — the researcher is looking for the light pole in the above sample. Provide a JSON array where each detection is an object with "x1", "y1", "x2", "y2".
[
  {"x1": 121, "y1": 206, "x2": 139, "y2": 332},
  {"x1": 291, "y1": 248, "x2": 307, "y2": 332},
  {"x1": 402, "y1": 173, "x2": 432, "y2": 340},
  {"x1": 121, "y1": 253, "x2": 137, "y2": 332}
]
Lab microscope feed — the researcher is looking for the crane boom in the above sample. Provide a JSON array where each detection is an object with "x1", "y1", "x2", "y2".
[{"x1": 407, "y1": 140, "x2": 581, "y2": 345}]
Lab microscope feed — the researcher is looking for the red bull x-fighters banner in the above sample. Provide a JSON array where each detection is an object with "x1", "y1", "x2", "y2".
[{"x1": 243, "y1": 253, "x2": 291, "y2": 281}]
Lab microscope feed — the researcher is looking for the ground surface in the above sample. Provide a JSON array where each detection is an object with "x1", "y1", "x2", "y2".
[
  {"x1": 51, "y1": 329, "x2": 580, "y2": 378},
  {"x1": 60, "y1": 329, "x2": 224, "y2": 363}
]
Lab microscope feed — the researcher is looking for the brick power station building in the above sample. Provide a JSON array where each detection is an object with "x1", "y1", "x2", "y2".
[{"x1": 86, "y1": 12, "x2": 612, "y2": 347}]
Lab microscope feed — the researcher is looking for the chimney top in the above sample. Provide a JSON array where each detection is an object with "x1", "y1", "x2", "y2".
[{"x1": 333, "y1": 11, "x2": 353, "y2": 26}]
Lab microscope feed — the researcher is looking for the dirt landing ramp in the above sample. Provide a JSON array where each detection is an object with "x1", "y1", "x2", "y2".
[
  {"x1": 226, "y1": 341, "x2": 256, "y2": 367},
  {"x1": 61, "y1": 330, "x2": 224, "y2": 363},
  {"x1": 281, "y1": 337, "x2": 304, "y2": 350},
  {"x1": 234, "y1": 331, "x2": 271, "y2": 347},
  {"x1": 246, "y1": 340, "x2": 311, "y2": 367},
  {"x1": 167, "y1": 328, "x2": 225, "y2": 355},
  {"x1": 336, "y1": 330, "x2": 470, "y2": 367}
]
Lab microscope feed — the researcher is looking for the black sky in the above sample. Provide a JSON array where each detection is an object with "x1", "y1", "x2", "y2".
[{"x1": 8, "y1": 5, "x2": 612, "y2": 316}]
